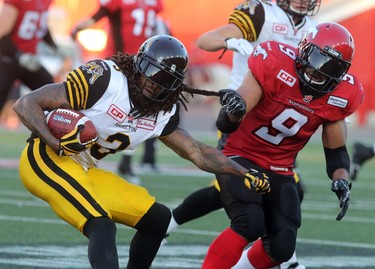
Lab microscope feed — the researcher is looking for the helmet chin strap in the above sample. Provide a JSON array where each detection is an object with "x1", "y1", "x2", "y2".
[{"x1": 289, "y1": 6, "x2": 307, "y2": 15}]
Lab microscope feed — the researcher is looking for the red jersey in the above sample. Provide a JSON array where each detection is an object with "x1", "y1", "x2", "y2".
[
  {"x1": 5, "y1": 0, "x2": 52, "y2": 54},
  {"x1": 223, "y1": 41, "x2": 363, "y2": 176},
  {"x1": 100, "y1": 0, "x2": 163, "y2": 55}
]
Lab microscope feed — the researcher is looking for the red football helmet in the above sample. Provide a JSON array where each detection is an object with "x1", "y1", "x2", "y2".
[{"x1": 296, "y1": 22, "x2": 355, "y2": 96}]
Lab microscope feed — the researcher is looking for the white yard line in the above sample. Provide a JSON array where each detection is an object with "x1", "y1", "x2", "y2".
[{"x1": 0, "y1": 245, "x2": 374, "y2": 268}]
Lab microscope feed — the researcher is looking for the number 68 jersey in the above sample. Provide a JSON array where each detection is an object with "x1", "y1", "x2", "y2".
[
  {"x1": 63, "y1": 59, "x2": 179, "y2": 169},
  {"x1": 222, "y1": 41, "x2": 364, "y2": 176}
]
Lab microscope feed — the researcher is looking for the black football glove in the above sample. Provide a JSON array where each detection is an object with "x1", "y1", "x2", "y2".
[
  {"x1": 58, "y1": 125, "x2": 97, "y2": 156},
  {"x1": 218, "y1": 89, "x2": 246, "y2": 117},
  {"x1": 244, "y1": 169, "x2": 270, "y2": 194},
  {"x1": 331, "y1": 179, "x2": 352, "y2": 221}
]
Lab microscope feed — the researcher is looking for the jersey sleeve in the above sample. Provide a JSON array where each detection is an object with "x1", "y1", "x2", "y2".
[
  {"x1": 99, "y1": 0, "x2": 118, "y2": 13},
  {"x1": 248, "y1": 41, "x2": 280, "y2": 93},
  {"x1": 229, "y1": 0, "x2": 267, "y2": 42},
  {"x1": 159, "y1": 103, "x2": 180, "y2": 137},
  {"x1": 4, "y1": 0, "x2": 22, "y2": 6},
  {"x1": 340, "y1": 75, "x2": 364, "y2": 118},
  {"x1": 63, "y1": 59, "x2": 110, "y2": 110}
]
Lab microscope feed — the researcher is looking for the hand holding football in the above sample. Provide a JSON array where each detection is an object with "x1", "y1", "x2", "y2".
[{"x1": 46, "y1": 108, "x2": 97, "y2": 143}]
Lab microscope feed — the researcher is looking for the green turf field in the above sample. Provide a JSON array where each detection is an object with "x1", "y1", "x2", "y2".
[{"x1": 0, "y1": 127, "x2": 374, "y2": 269}]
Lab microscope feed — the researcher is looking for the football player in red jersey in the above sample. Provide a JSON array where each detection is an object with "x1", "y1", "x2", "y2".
[
  {"x1": 167, "y1": 1, "x2": 321, "y2": 268},
  {"x1": 71, "y1": 0, "x2": 165, "y2": 184},
  {"x1": 201, "y1": 22, "x2": 363, "y2": 269},
  {"x1": 13, "y1": 35, "x2": 270, "y2": 269},
  {"x1": 71, "y1": 0, "x2": 164, "y2": 56},
  {"x1": 0, "y1": 0, "x2": 57, "y2": 113}
]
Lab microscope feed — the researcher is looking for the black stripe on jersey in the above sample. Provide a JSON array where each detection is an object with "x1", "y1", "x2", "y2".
[
  {"x1": 65, "y1": 68, "x2": 88, "y2": 109},
  {"x1": 160, "y1": 103, "x2": 180, "y2": 137},
  {"x1": 64, "y1": 60, "x2": 110, "y2": 110},
  {"x1": 230, "y1": 1, "x2": 267, "y2": 42},
  {"x1": 64, "y1": 81, "x2": 78, "y2": 109},
  {"x1": 27, "y1": 140, "x2": 108, "y2": 219},
  {"x1": 230, "y1": 10, "x2": 256, "y2": 41}
]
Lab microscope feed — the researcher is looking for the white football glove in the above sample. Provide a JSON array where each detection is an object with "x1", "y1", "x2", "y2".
[
  {"x1": 225, "y1": 38, "x2": 253, "y2": 55},
  {"x1": 18, "y1": 53, "x2": 42, "y2": 72}
]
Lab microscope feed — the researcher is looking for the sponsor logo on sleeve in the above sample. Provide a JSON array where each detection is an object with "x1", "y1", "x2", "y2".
[{"x1": 327, "y1": 96, "x2": 348, "y2": 108}]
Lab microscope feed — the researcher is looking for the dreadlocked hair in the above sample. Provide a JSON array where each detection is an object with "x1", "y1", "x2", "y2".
[{"x1": 106, "y1": 52, "x2": 222, "y2": 117}]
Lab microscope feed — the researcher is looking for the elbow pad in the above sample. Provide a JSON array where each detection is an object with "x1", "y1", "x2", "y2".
[
  {"x1": 216, "y1": 108, "x2": 240, "y2": 133},
  {"x1": 324, "y1": 146, "x2": 350, "y2": 179}
]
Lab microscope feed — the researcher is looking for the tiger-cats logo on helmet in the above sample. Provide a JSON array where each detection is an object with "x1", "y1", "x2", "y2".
[{"x1": 82, "y1": 62, "x2": 104, "y2": 84}]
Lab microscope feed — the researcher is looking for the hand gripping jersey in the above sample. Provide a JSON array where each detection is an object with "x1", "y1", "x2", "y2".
[
  {"x1": 222, "y1": 41, "x2": 364, "y2": 175},
  {"x1": 100, "y1": 0, "x2": 164, "y2": 55},
  {"x1": 228, "y1": 0, "x2": 317, "y2": 89},
  {"x1": 63, "y1": 59, "x2": 179, "y2": 169},
  {"x1": 5, "y1": 0, "x2": 52, "y2": 54}
]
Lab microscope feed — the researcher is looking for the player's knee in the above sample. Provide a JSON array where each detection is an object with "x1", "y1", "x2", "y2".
[
  {"x1": 135, "y1": 202, "x2": 171, "y2": 236},
  {"x1": 83, "y1": 217, "x2": 116, "y2": 239},
  {"x1": 269, "y1": 227, "x2": 296, "y2": 262},
  {"x1": 279, "y1": 183, "x2": 301, "y2": 227},
  {"x1": 232, "y1": 204, "x2": 264, "y2": 241}
]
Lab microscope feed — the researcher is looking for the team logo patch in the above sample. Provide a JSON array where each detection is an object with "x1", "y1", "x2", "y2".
[
  {"x1": 137, "y1": 118, "x2": 156, "y2": 131},
  {"x1": 327, "y1": 96, "x2": 348, "y2": 108},
  {"x1": 253, "y1": 45, "x2": 268, "y2": 60},
  {"x1": 82, "y1": 61, "x2": 103, "y2": 84},
  {"x1": 107, "y1": 104, "x2": 126, "y2": 123},
  {"x1": 236, "y1": 0, "x2": 259, "y2": 14},
  {"x1": 273, "y1": 23, "x2": 288, "y2": 35},
  {"x1": 303, "y1": 95, "x2": 313, "y2": 103},
  {"x1": 277, "y1": 69, "x2": 297, "y2": 87}
]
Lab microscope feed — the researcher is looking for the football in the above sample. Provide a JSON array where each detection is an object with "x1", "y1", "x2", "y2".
[{"x1": 46, "y1": 108, "x2": 97, "y2": 142}]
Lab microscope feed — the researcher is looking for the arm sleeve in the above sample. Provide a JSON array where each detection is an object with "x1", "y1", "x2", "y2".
[
  {"x1": 229, "y1": 1, "x2": 266, "y2": 41},
  {"x1": 42, "y1": 29, "x2": 57, "y2": 50},
  {"x1": 64, "y1": 59, "x2": 110, "y2": 110},
  {"x1": 160, "y1": 104, "x2": 180, "y2": 137},
  {"x1": 92, "y1": 6, "x2": 111, "y2": 22},
  {"x1": 0, "y1": 35, "x2": 19, "y2": 57}
]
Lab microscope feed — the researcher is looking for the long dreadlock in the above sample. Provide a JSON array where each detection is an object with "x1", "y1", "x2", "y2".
[{"x1": 107, "y1": 52, "x2": 222, "y2": 117}]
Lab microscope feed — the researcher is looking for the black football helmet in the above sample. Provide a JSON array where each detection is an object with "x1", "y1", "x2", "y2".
[
  {"x1": 277, "y1": 0, "x2": 321, "y2": 18},
  {"x1": 134, "y1": 35, "x2": 189, "y2": 102},
  {"x1": 296, "y1": 22, "x2": 354, "y2": 97}
]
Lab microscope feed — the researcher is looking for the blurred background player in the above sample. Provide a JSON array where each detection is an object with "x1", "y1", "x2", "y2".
[
  {"x1": 350, "y1": 141, "x2": 375, "y2": 180},
  {"x1": 0, "y1": 0, "x2": 59, "y2": 126},
  {"x1": 71, "y1": 0, "x2": 166, "y2": 184},
  {"x1": 166, "y1": 1, "x2": 321, "y2": 269}
]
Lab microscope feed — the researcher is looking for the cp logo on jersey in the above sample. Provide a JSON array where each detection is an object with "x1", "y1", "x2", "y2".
[
  {"x1": 277, "y1": 69, "x2": 297, "y2": 87},
  {"x1": 108, "y1": 104, "x2": 126, "y2": 123},
  {"x1": 273, "y1": 23, "x2": 288, "y2": 35}
]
